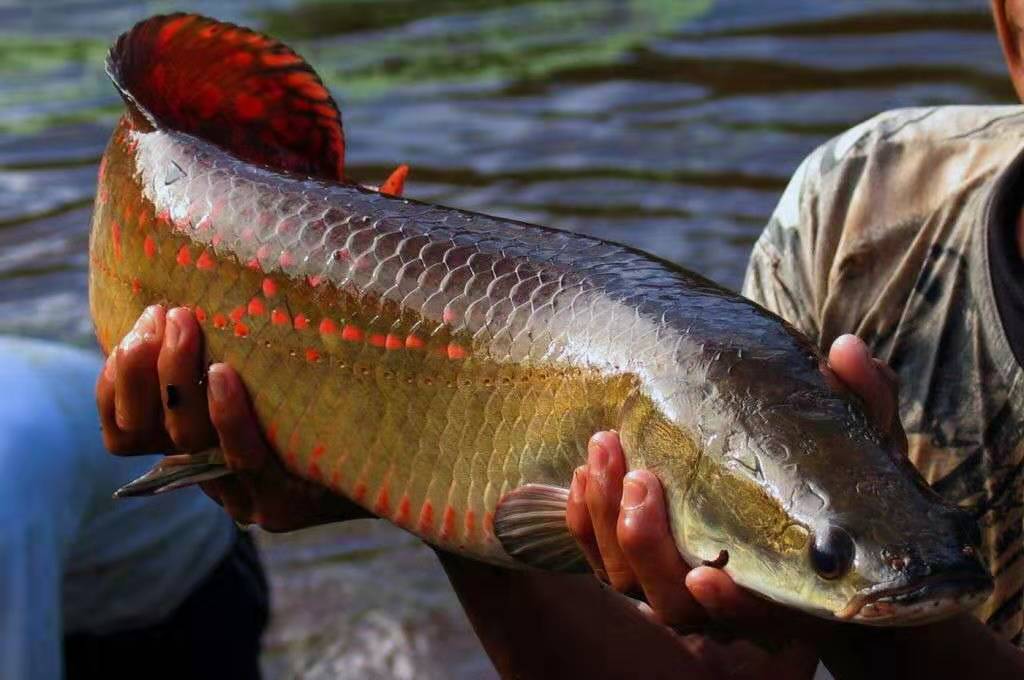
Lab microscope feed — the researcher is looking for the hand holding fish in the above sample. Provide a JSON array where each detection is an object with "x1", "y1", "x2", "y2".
[
  {"x1": 566, "y1": 334, "x2": 906, "y2": 635},
  {"x1": 97, "y1": 305, "x2": 367, "y2": 531}
]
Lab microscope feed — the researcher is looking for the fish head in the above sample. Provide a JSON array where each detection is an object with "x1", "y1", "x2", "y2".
[{"x1": 626, "y1": 366, "x2": 992, "y2": 626}]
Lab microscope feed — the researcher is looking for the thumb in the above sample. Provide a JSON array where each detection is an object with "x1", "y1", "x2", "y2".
[{"x1": 826, "y1": 335, "x2": 905, "y2": 453}]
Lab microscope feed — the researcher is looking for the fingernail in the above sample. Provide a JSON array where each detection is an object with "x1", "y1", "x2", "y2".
[
  {"x1": 103, "y1": 352, "x2": 117, "y2": 381},
  {"x1": 165, "y1": 314, "x2": 181, "y2": 350},
  {"x1": 588, "y1": 437, "x2": 609, "y2": 471},
  {"x1": 138, "y1": 306, "x2": 158, "y2": 340},
  {"x1": 621, "y1": 474, "x2": 648, "y2": 510},
  {"x1": 208, "y1": 368, "x2": 230, "y2": 404}
]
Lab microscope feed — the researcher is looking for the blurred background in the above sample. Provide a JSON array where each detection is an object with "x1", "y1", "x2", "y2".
[{"x1": 0, "y1": 0, "x2": 1013, "y2": 677}]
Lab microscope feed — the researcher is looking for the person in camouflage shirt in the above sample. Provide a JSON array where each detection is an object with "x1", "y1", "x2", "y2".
[
  {"x1": 95, "y1": 1, "x2": 1024, "y2": 678},
  {"x1": 743, "y1": 104, "x2": 1024, "y2": 646}
]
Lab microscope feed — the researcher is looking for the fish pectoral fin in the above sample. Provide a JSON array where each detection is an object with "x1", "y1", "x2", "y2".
[
  {"x1": 113, "y1": 449, "x2": 231, "y2": 498},
  {"x1": 379, "y1": 163, "x2": 410, "y2": 197},
  {"x1": 494, "y1": 484, "x2": 589, "y2": 573}
]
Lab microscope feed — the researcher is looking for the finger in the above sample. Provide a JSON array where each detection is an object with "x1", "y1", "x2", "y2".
[
  {"x1": 617, "y1": 470, "x2": 706, "y2": 627},
  {"x1": 203, "y1": 475, "x2": 254, "y2": 524},
  {"x1": 827, "y1": 334, "x2": 897, "y2": 433},
  {"x1": 567, "y1": 466, "x2": 604, "y2": 573},
  {"x1": 113, "y1": 306, "x2": 165, "y2": 435},
  {"x1": 585, "y1": 430, "x2": 637, "y2": 593},
  {"x1": 685, "y1": 566, "x2": 777, "y2": 625},
  {"x1": 207, "y1": 363, "x2": 271, "y2": 474},
  {"x1": 97, "y1": 351, "x2": 131, "y2": 454},
  {"x1": 158, "y1": 307, "x2": 217, "y2": 451}
]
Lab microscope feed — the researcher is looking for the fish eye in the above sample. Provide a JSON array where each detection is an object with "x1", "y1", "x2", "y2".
[{"x1": 809, "y1": 525, "x2": 854, "y2": 580}]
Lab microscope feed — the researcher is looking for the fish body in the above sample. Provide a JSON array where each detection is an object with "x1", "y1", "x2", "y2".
[{"x1": 90, "y1": 14, "x2": 991, "y2": 624}]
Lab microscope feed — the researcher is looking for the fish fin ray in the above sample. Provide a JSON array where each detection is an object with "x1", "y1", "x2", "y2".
[
  {"x1": 495, "y1": 484, "x2": 588, "y2": 573},
  {"x1": 106, "y1": 13, "x2": 345, "y2": 181},
  {"x1": 113, "y1": 449, "x2": 231, "y2": 498},
  {"x1": 379, "y1": 164, "x2": 409, "y2": 197}
]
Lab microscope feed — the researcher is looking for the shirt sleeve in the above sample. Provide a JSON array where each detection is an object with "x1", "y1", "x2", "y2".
[{"x1": 0, "y1": 364, "x2": 89, "y2": 680}]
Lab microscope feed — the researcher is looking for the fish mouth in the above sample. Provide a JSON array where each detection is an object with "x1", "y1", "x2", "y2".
[{"x1": 836, "y1": 571, "x2": 993, "y2": 625}]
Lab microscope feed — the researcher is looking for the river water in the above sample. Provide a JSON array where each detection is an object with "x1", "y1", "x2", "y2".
[{"x1": 0, "y1": 1, "x2": 1011, "y2": 677}]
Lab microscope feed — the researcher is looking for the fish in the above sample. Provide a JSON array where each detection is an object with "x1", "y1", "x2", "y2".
[{"x1": 90, "y1": 13, "x2": 992, "y2": 625}]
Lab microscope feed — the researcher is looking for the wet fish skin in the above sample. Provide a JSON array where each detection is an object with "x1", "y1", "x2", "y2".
[{"x1": 89, "y1": 13, "x2": 991, "y2": 624}]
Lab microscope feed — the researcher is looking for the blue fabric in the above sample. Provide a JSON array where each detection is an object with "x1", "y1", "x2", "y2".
[{"x1": 0, "y1": 336, "x2": 234, "y2": 679}]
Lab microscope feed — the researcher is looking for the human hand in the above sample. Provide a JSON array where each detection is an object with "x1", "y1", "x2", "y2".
[
  {"x1": 565, "y1": 334, "x2": 904, "y2": 646},
  {"x1": 96, "y1": 305, "x2": 368, "y2": 531}
]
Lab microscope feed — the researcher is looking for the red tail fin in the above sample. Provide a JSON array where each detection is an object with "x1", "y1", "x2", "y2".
[{"x1": 106, "y1": 13, "x2": 345, "y2": 181}]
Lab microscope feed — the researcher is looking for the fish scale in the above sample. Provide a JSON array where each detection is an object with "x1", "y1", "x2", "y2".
[{"x1": 91, "y1": 13, "x2": 993, "y2": 622}]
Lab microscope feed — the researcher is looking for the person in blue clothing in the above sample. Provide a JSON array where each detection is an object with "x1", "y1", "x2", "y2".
[{"x1": 0, "y1": 335, "x2": 268, "y2": 679}]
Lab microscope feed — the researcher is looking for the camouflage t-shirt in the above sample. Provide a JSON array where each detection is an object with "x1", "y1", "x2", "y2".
[{"x1": 742, "y1": 106, "x2": 1024, "y2": 644}]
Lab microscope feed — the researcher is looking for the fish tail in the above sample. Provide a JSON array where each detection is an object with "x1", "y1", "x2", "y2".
[{"x1": 105, "y1": 13, "x2": 346, "y2": 181}]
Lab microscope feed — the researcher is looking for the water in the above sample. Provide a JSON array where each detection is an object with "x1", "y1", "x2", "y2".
[{"x1": 0, "y1": 0, "x2": 1010, "y2": 676}]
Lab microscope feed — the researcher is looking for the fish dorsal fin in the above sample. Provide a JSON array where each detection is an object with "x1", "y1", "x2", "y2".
[
  {"x1": 494, "y1": 484, "x2": 589, "y2": 573},
  {"x1": 106, "y1": 13, "x2": 345, "y2": 181}
]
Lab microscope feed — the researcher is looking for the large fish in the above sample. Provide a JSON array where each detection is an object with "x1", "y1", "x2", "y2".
[{"x1": 91, "y1": 13, "x2": 991, "y2": 625}]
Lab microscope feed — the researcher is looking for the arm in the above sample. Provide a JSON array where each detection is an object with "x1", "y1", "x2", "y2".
[
  {"x1": 0, "y1": 511, "x2": 65, "y2": 680},
  {"x1": 0, "y1": 361, "x2": 91, "y2": 679}
]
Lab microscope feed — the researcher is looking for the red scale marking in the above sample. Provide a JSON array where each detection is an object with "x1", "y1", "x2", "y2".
[
  {"x1": 443, "y1": 307, "x2": 458, "y2": 324},
  {"x1": 308, "y1": 461, "x2": 323, "y2": 481},
  {"x1": 484, "y1": 511, "x2": 496, "y2": 539},
  {"x1": 246, "y1": 258, "x2": 261, "y2": 271},
  {"x1": 405, "y1": 334, "x2": 425, "y2": 350},
  {"x1": 143, "y1": 235, "x2": 157, "y2": 259},
  {"x1": 271, "y1": 308, "x2": 290, "y2": 326},
  {"x1": 341, "y1": 324, "x2": 363, "y2": 342},
  {"x1": 262, "y1": 277, "x2": 278, "y2": 297},
  {"x1": 195, "y1": 306, "x2": 207, "y2": 322},
  {"x1": 374, "y1": 485, "x2": 391, "y2": 516},
  {"x1": 229, "y1": 305, "x2": 245, "y2": 323},
  {"x1": 354, "y1": 482, "x2": 367, "y2": 502},
  {"x1": 319, "y1": 318, "x2": 337, "y2": 335},
  {"x1": 369, "y1": 333, "x2": 386, "y2": 348},
  {"x1": 440, "y1": 505, "x2": 457, "y2": 541},
  {"x1": 447, "y1": 343, "x2": 467, "y2": 360},
  {"x1": 111, "y1": 221, "x2": 122, "y2": 259},
  {"x1": 329, "y1": 468, "x2": 342, "y2": 490},
  {"x1": 305, "y1": 348, "x2": 320, "y2": 362},
  {"x1": 212, "y1": 313, "x2": 227, "y2": 329},
  {"x1": 293, "y1": 314, "x2": 309, "y2": 330},
  {"x1": 311, "y1": 443, "x2": 326, "y2": 461},
  {"x1": 465, "y1": 510, "x2": 476, "y2": 541},
  {"x1": 196, "y1": 249, "x2": 216, "y2": 271},
  {"x1": 176, "y1": 245, "x2": 192, "y2": 267},
  {"x1": 418, "y1": 501, "x2": 435, "y2": 535},
  {"x1": 395, "y1": 494, "x2": 412, "y2": 526},
  {"x1": 307, "y1": 275, "x2": 323, "y2": 288},
  {"x1": 247, "y1": 297, "x2": 266, "y2": 317},
  {"x1": 385, "y1": 334, "x2": 403, "y2": 351},
  {"x1": 267, "y1": 423, "x2": 278, "y2": 446},
  {"x1": 131, "y1": 278, "x2": 142, "y2": 296},
  {"x1": 234, "y1": 321, "x2": 249, "y2": 338},
  {"x1": 278, "y1": 250, "x2": 295, "y2": 268}
]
